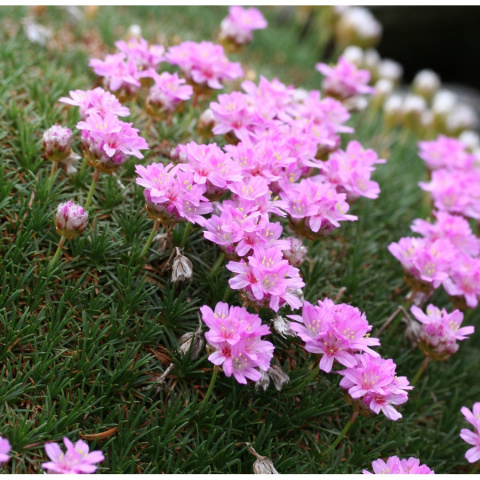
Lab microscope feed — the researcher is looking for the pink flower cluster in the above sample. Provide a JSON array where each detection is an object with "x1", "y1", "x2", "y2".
[
  {"x1": 90, "y1": 37, "x2": 165, "y2": 97},
  {"x1": 410, "y1": 304, "x2": 474, "y2": 360},
  {"x1": 363, "y1": 456, "x2": 434, "y2": 474},
  {"x1": 200, "y1": 302, "x2": 274, "y2": 384},
  {"x1": 388, "y1": 211, "x2": 480, "y2": 308},
  {"x1": 42, "y1": 437, "x2": 104, "y2": 474},
  {"x1": 165, "y1": 41, "x2": 243, "y2": 90},
  {"x1": 0, "y1": 437, "x2": 10, "y2": 465},
  {"x1": 460, "y1": 402, "x2": 480, "y2": 463},
  {"x1": 219, "y1": 6, "x2": 268, "y2": 47},
  {"x1": 288, "y1": 298, "x2": 410, "y2": 421},
  {"x1": 418, "y1": 135, "x2": 480, "y2": 220},
  {"x1": 316, "y1": 56, "x2": 375, "y2": 101}
]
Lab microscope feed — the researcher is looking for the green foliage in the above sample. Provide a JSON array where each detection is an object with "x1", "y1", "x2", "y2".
[{"x1": 0, "y1": 5, "x2": 478, "y2": 474}]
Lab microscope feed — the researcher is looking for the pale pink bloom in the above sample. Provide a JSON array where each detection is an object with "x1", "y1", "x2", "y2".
[
  {"x1": 316, "y1": 56, "x2": 374, "y2": 100},
  {"x1": 115, "y1": 37, "x2": 164, "y2": 70},
  {"x1": 0, "y1": 437, "x2": 11, "y2": 465},
  {"x1": 219, "y1": 6, "x2": 267, "y2": 46},
  {"x1": 443, "y1": 254, "x2": 480, "y2": 308},
  {"x1": 418, "y1": 135, "x2": 476, "y2": 171},
  {"x1": 363, "y1": 456, "x2": 434, "y2": 474},
  {"x1": 146, "y1": 72, "x2": 193, "y2": 114},
  {"x1": 460, "y1": 403, "x2": 480, "y2": 463},
  {"x1": 42, "y1": 437, "x2": 104, "y2": 474},
  {"x1": 59, "y1": 87, "x2": 130, "y2": 118}
]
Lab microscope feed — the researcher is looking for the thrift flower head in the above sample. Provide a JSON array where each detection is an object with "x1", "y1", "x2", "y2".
[
  {"x1": 115, "y1": 37, "x2": 164, "y2": 71},
  {"x1": 410, "y1": 304, "x2": 474, "y2": 360},
  {"x1": 59, "y1": 87, "x2": 130, "y2": 119},
  {"x1": 0, "y1": 437, "x2": 11, "y2": 465},
  {"x1": 460, "y1": 402, "x2": 480, "y2": 463},
  {"x1": 219, "y1": 6, "x2": 267, "y2": 47},
  {"x1": 145, "y1": 71, "x2": 193, "y2": 120},
  {"x1": 288, "y1": 298, "x2": 380, "y2": 373},
  {"x1": 55, "y1": 201, "x2": 89, "y2": 239},
  {"x1": 418, "y1": 135, "x2": 476, "y2": 171},
  {"x1": 43, "y1": 125, "x2": 73, "y2": 163},
  {"x1": 201, "y1": 302, "x2": 274, "y2": 384},
  {"x1": 443, "y1": 254, "x2": 480, "y2": 309},
  {"x1": 77, "y1": 112, "x2": 149, "y2": 173},
  {"x1": 363, "y1": 455, "x2": 434, "y2": 474},
  {"x1": 316, "y1": 56, "x2": 374, "y2": 100},
  {"x1": 165, "y1": 41, "x2": 243, "y2": 90},
  {"x1": 42, "y1": 437, "x2": 104, "y2": 474}
]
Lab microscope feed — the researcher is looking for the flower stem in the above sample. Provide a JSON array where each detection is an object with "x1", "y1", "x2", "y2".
[
  {"x1": 138, "y1": 219, "x2": 161, "y2": 259},
  {"x1": 85, "y1": 169, "x2": 100, "y2": 210},
  {"x1": 48, "y1": 236, "x2": 66, "y2": 273},
  {"x1": 209, "y1": 252, "x2": 225, "y2": 279},
  {"x1": 78, "y1": 156, "x2": 88, "y2": 177},
  {"x1": 411, "y1": 356, "x2": 431, "y2": 386},
  {"x1": 471, "y1": 464, "x2": 479, "y2": 474},
  {"x1": 47, "y1": 162, "x2": 58, "y2": 193},
  {"x1": 324, "y1": 411, "x2": 359, "y2": 455},
  {"x1": 202, "y1": 366, "x2": 219, "y2": 405},
  {"x1": 180, "y1": 222, "x2": 192, "y2": 248}
]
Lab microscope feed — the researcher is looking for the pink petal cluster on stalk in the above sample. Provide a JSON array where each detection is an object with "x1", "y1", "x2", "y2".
[
  {"x1": 165, "y1": 41, "x2": 243, "y2": 90},
  {"x1": 460, "y1": 402, "x2": 480, "y2": 463},
  {"x1": 316, "y1": 56, "x2": 375, "y2": 100},
  {"x1": 43, "y1": 125, "x2": 73, "y2": 163},
  {"x1": 0, "y1": 437, "x2": 11, "y2": 465},
  {"x1": 363, "y1": 456, "x2": 434, "y2": 474},
  {"x1": 42, "y1": 437, "x2": 104, "y2": 474},
  {"x1": 410, "y1": 304, "x2": 474, "y2": 359},
  {"x1": 55, "y1": 201, "x2": 89, "y2": 239},
  {"x1": 389, "y1": 135, "x2": 480, "y2": 309},
  {"x1": 200, "y1": 302, "x2": 274, "y2": 384},
  {"x1": 219, "y1": 6, "x2": 267, "y2": 47}
]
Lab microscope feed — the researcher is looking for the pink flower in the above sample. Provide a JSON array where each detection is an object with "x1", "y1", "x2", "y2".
[
  {"x1": 443, "y1": 254, "x2": 480, "y2": 308},
  {"x1": 42, "y1": 437, "x2": 104, "y2": 474},
  {"x1": 115, "y1": 37, "x2": 164, "y2": 71},
  {"x1": 219, "y1": 6, "x2": 267, "y2": 46},
  {"x1": 363, "y1": 456, "x2": 434, "y2": 474},
  {"x1": 411, "y1": 304, "x2": 474, "y2": 358},
  {"x1": 165, "y1": 41, "x2": 243, "y2": 90},
  {"x1": 55, "y1": 201, "x2": 89, "y2": 239},
  {"x1": 146, "y1": 71, "x2": 193, "y2": 117},
  {"x1": 460, "y1": 403, "x2": 480, "y2": 463},
  {"x1": 418, "y1": 135, "x2": 476, "y2": 171},
  {"x1": 316, "y1": 56, "x2": 374, "y2": 100},
  {"x1": 43, "y1": 125, "x2": 73, "y2": 163},
  {"x1": 201, "y1": 302, "x2": 274, "y2": 384},
  {"x1": 59, "y1": 87, "x2": 130, "y2": 119},
  {"x1": 0, "y1": 437, "x2": 11, "y2": 465},
  {"x1": 77, "y1": 112, "x2": 148, "y2": 172}
]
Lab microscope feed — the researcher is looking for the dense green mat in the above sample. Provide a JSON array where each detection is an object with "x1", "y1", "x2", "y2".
[{"x1": 0, "y1": 6, "x2": 478, "y2": 474}]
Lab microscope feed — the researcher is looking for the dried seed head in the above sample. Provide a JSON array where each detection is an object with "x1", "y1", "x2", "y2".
[
  {"x1": 178, "y1": 323, "x2": 204, "y2": 360},
  {"x1": 171, "y1": 247, "x2": 193, "y2": 283},
  {"x1": 153, "y1": 233, "x2": 168, "y2": 254},
  {"x1": 268, "y1": 365, "x2": 290, "y2": 391},
  {"x1": 402, "y1": 315, "x2": 422, "y2": 349},
  {"x1": 197, "y1": 108, "x2": 216, "y2": 138},
  {"x1": 272, "y1": 315, "x2": 295, "y2": 338},
  {"x1": 246, "y1": 444, "x2": 279, "y2": 474},
  {"x1": 255, "y1": 370, "x2": 270, "y2": 392},
  {"x1": 63, "y1": 152, "x2": 81, "y2": 175}
]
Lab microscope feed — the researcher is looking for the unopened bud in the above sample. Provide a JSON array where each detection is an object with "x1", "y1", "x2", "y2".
[
  {"x1": 432, "y1": 89, "x2": 458, "y2": 117},
  {"x1": 342, "y1": 45, "x2": 364, "y2": 67},
  {"x1": 127, "y1": 24, "x2": 142, "y2": 40},
  {"x1": 412, "y1": 69, "x2": 441, "y2": 100},
  {"x1": 246, "y1": 444, "x2": 279, "y2": 474},
  {"x1": 197, "y1": 108, "x2": 216, "y2": 138},
  {"x1": 363, "y1": 48, "x2": 380, "y2": 77},
  {"x1": 63, "y1": 152, "x2": 81, "y2": 175},
  {"x1": 372, "y1": 78, "x2": 394, "y2": 108},
  {"x1": 459, "y1": 130, "x2": 480, "y2": 151},
  {"x1": 171, "y1": 247, "x2": 193, "y2": 283},
  {"x1": 43, "y1": 125, "x2": 73, "y2": 163},
  {"x1": 54, "y1": 200, "x2": 89, "y2": 239},
  {"x1": 335, "y1": 7, "x2": 382, "y2": 49},
  {"x1": 283, "y1": 237, "x2": 307, "y2": 267},
  {"x1": 383, "y1": 94, "x2": 404, "y2": 128},
  {"x1": 377, "y1": 59, "x2": 403, "y2": 85},
  {"x1": 272, "y1": 315, "x2": 295, "y2": 338},
  {"x1": 403, "y1": 94, "x2": 427, "y2": 130},
  {"x1": 445, "y1": 104, "x2": 478, "y2": 136},
  {"x1": 343, "y1": 95, "x2": 368, "y2": 112},
  {"x1": 267, "y1": 365, "x2": 290, "y2": 391}
]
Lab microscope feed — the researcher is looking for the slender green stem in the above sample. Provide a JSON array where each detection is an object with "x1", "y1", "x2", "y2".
[
  {"x1": 47, "y1": 162, "x2": 58, "y2": 193},
  {"x1": 78, "y1": 156, "x2": 88, "y2": 177},
  {"x1": 48, "y1": 236, "x2": 66, "y2": 273},
  {"x1": 324, "y1": 411, "x2": 359, "y2": 455},
  {"x1": 202, "y1": 366, "x2": 219, "y2": 404},
  {"x1": 471, "y1": 464, "x2": 478, "y2": 474},
  {"x1": 222, "y1": 285, "x2": 231, "y2": 302},
  {"x1": 412, "y1": 356, "x2": 431, "y2": 386},
  {"x1": 180, "y1": 222, "x2": 192, "y2": 248},
  {"x1": 138, "y1": 219, "x2": 161, "y2": 259},
  {"x1": 209, "y1": 252, "x2": 225, "y2": 279},
  {"x1": 85, "y1": 169, "x2": 100, "y2": 210}
]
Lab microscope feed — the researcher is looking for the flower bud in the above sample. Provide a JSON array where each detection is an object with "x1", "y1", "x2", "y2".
[
  {"x1": 127, "y1": 24, "x2": 142, "y2": 40},
  {"x1": 43, "y1": 125, "x2": 73, "y2": 163},
  {"x1": 171, "y1": 247, "x2": 193, "y2": 283},
  {"x1": 372, "y1": 78, "x2": 394, "y2": 108},
  {"x1": 54, "y1": 200, "x2": 89, "y2": 239},
  {"x1": 383, "y1": 94, "x2": 404, "y2": 128},
  {"x1": 246, "y1": 444, "x2": 279, "y2": 474},
  {"x1": 343, "y1": 95, "x2": 368, "y2": 113},
  {"x1": 335, "y1": 7, "x2": 382, "y2": 49},
  {"x1": 459, "y1": 130, "x2": 480, "y2": 151},
  {"x1": 377, "y1": 59, "x2": 403, "y2": 85},
  {"x1": 445, "y1": 104, "x2": 478, "y2": 136},
  {"x1": 283, "y1": 237, "x2": 308, "y2": 267},
  {"x1": 197, "y1": 108, "x2": 216, "y2": 138},
  {"x1": 412, "y1": 69, "x2": 441, "y2": 101},
  {"x1": 363, "y1": 48, "x2": 380, "y2": 76},
  {"x1": 403, "y1": 94, "x2": 427, "y2": 131},
  {"x1": 63, "y1": 152, "x2": 81, "y2": 175},
  {"x1": 342, "y1": 45, "x2": 364, "y2": 67}
]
